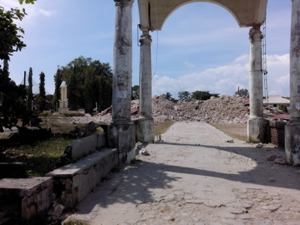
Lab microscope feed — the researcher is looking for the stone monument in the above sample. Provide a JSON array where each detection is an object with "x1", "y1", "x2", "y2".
[{"x1": 59, "y1": 81, "x2": 69, "y2": 113}]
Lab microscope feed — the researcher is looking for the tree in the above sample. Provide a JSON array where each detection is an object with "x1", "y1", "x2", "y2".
[
  {"x1": 235, "y1": 88, "x2": 249, "y2": 97},
  {"x1": 19, "y1": 0, "x2": 36, "y2": 3},
  {"x1": 84, "y1": 73, "x2": 96, "y2": 113},
  {"x1": 178, "y1": 91, "x2": 191, "y2": 101},
  {"x1": 27, "y1": 67, "x2": 33, "y2": 112},
  {"x1": 38, "y1": 72, "x2": 46, "y2": 112},
  {"x1": 0, "y1": 2, "x2": 32, "y2": 131},
  {"x1": 54, "y1": 57, "x2": 113, "y2": 113},
  {"x1": 53, "y1": 68, "x2": 62, "y2": 110},
  {"x1": 0, "y1": 7, "x2": 26, "y2": 61},
  {"x1": 191, "y1": 91, "x2": 211, "y2": 100},
  {"x1": 23, "y1": 71, "x2": 26, "y2": 86},
  {"x1": 0, "y1": 63, "x2": 27, "y2": 131},
  {"x1": 132, "y1": 85, "x2": 140, "y2": 100},
  {"x1": 165, "y1": 92, "x2": 172, "y2": 101}
]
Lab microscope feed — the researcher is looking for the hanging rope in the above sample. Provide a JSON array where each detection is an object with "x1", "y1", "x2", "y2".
[
  {"x1": 137, "y1": 24, "x2": 141, "y2": 47},
  {"x1": 262, "y1": 18, "x2": 269, "y2": 102}
]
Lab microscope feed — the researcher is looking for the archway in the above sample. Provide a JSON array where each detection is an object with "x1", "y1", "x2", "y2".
[
  {"x1": 136, "y1": 0, "x2": 267, "y2": 143},
  {"x1": 111, "y1": 0, "x2": 300, "y2": 166}
]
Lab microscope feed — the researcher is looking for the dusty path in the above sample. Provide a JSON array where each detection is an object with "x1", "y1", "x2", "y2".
[{"x1": 66, "y1": 122, "x2": 300, "y2": 225}]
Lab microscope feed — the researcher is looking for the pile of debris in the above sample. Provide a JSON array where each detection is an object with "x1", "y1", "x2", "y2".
[
  {"x1": 152, "y1": 95, "x2": 249, "y2": 124},
  {"x1": 92, "y1": 95, "x2": 249, "y2": 124},
  {"x1": 42, "y1": 95, "x2": 289, "y2": 129}
]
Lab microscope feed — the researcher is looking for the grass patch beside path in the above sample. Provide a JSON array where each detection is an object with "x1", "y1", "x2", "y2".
[
  {"x1": 154, "y1": 120, "x2": 174, "y2": 136},
  {"x1": 4, "y1": 138, "x2": 71, "y2": 177},
  {"x1": 212, "y1": 123, "x2": 247, "y2": 142}
]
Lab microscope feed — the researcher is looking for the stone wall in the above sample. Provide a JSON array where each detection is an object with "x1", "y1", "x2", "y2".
[
  {"x1": 48, "y1": 148, "x2": 118, "y2": 209},
  {"x1": 0, "y1": 177, "x2": 53, "y2": 224},
  {"x1": 269, "y1": 120, "x2": 286, "y2": 148},
  {"x1": 66, "y1": 133, "x2": 106, "y2": 161}
]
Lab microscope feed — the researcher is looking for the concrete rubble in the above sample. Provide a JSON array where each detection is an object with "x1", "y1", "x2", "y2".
[{"x1": 93, "y1": 95, "x2": 288, "y2": 126}]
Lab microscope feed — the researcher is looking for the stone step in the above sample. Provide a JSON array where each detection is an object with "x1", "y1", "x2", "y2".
[
  {"x1": 48, "y1": 148, "x2": 118, "y2": 208},
  {"x1": 0, "y1": 177, "x2": 53, "y2": 223}
]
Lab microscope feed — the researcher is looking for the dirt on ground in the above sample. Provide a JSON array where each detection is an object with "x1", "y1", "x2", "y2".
[
  {"x1": 212, "y1": 123, "x2": 247, "y2": 141},
  {"x1": 66, "y1": 122, "x2": 300, "y2": 225}
]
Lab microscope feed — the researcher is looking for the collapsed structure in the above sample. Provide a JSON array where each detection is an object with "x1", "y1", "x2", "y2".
[{"x1": 111, "y1": 0, "x2": 300, "y2": 166}]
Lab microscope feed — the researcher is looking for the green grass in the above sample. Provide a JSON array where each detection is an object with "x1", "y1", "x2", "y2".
[
  {"x1": 4, "y1": 138, "x2": 71, "y2": 177},
  {"x1": 63, "y1": 220, "x2": 90, "y2": 225},
  {"x1": 212, "y1": 123, "x2": 247, "y2": 141},
  {"x1": 154, "y1": 120, "x2": 174, "y2": 136}
]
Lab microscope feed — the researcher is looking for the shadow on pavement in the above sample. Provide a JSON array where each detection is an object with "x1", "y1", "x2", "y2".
[{"x1": 76, "y1": 141, "x2": 300, "y2": 216}]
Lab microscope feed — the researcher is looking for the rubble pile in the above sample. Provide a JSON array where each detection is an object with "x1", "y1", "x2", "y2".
[
  {"x1": 93, "y1": 95, "x2": 250, "y2": 124},
  {"x1": 42, "y1": 95, "x2": 289, "y2": 130},
  {"x1": 152, "y1": 95, "x2": 249, "y2": 124}
]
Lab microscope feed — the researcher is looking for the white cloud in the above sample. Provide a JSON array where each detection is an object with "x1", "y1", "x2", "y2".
[
  {"x1": 159, "y1": 27, "x2": 246, "y2": 46},
  {"x1": 0, "y1": 0, "x2": 55, "y2": 22},
  {"x1": 38, "y1": 8, "x2": 54, "y2": 17},
  {"x1": 153, "y1": 53, "x2": 290, "y2": 97},
  {"x1": 0, "y1": 0, "x2": 19, "y2": 8}
]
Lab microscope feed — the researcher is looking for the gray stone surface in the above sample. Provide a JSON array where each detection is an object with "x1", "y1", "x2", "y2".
[
  {"x1": 59, "y1": 81, "x2": 69, "y2": 113},
  {"x1": 111, "y1": 0, "x2": 136, "y2": 154},
  {"x1": 69, "y1": 133, "x2": 106, "y2": 160},
  {"x1": 285, "y1": 121, "x2": 300, "y2": 166},
  {"x1": 139, "y1": 29, "x2": 152, "y2": 120},
  {"x1": 48, "y1": 149, "x2": 118, "y2": 208},
  {"x1": 0, "y1": 177, "x2": 53, "y2": 222},
  {"x1": 138, "y1": 27, "x2": 154, "y2": 143},
  {"x1": 248, "y1": 26, "x2": 265, "y2": 143},
  {"x1": 65, "y1": 122, "x2": 300, "y2": 225},
  {"x1": 136, "y1": 117, "x2": 154, "y2": 143},
  {"x1": 247, "y1": 117, "x2": 267, "y2": 143},
  {"x1": 285, "y1": 0, "x2": 300, "y2": 166},
  {"x1": 112, "y1": 0, "x2": 133, "y2": 124}
]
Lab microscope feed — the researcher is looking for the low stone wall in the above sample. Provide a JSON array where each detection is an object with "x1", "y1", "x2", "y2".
[
  {"x1": 0, "y1": 177, "x2": 53, "y2": 224},
  {"x1": 48, "y1": 148, "x2": 118, "y2": 209},
  {"x1": 269, "y1": 120, "x2": 286, "y2": 148},
  {"x1": 66, "y1": 133, "x2": 106, "y2": 161}
]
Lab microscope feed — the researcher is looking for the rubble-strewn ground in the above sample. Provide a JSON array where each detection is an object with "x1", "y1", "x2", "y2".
[
  {"x1": 212, "y1": 123, "x2": 247, "y2": 141},
  {"x1": 93, "y1": 95, "x2": 287, "y2": 125},
  {"x1": 38, "y1": 95, "x2": 287, "y2": 135},
  {"x1": 66, "y1": 122, "x2": 300, "y2": 225},
  {"x1": 93, "y1": 95, "x2": 250, "y2": 125},
  {"x1": 152, "y1": 95, "x2": 250, "y2": 124}
]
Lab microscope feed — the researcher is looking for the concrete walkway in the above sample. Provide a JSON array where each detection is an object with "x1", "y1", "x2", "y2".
[{"x1": 66, "y1": 122, "x2": 300, "y2": 225}]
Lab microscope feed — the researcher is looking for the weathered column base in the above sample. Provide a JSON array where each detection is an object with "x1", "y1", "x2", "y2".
[
  {"x1": 247, "y1": 117, "x2": 267, "y2": 143},
  {"x1": 137, "y1": 117, "x2": 154, "y2": 143},
  {"x1": 285, "y1": 120, "x2": 300, "y2": 166},
  {"x1": 109, "y1": 122, "x2": 135, "y2": 164}
]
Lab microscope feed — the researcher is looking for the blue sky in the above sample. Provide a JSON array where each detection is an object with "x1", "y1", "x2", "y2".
[{"x1": 0, "y1": 0, "x2": 291, "y2": 96}]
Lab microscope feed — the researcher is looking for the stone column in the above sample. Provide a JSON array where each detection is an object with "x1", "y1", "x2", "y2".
[
  {"x1": 111, "y1": 0, "x2": 135, "y2": 162},
  {"x1": 59, "y1": 81, "x2": 68, "y2": 113},
  {"x1": 247, "y1": 25, "x2": 266, "y2": 143},
  {"x1": 138, "y1": 27, "x2": 154, "y2": 143},
  {"x1": 286, "y1": 0, "x2": 300, "y2": 166}
]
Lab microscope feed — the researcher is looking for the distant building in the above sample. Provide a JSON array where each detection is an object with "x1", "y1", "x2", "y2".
[{"x1": 264, "y1": 95, "x2": 290, "y2": 107}]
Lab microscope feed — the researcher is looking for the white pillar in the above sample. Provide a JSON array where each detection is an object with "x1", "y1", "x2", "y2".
[
  {"x1": 247, "y1": 25, "x2": 266, "y2": 143},
  {"x1": 111, "y1": 0, "x2": 135, "y2": 161},
  {"x1": 112, "y1": 0, "x2": 133, "y2": 124},
  {"x1": 285, "y1": 0, "x2": 300, "y2": 165},
  {"x1": 138, "y1": 27, "x2": 154, "y2": 143},
  {"x1": 59, "y1": 81, "x2": 68, "y2": 112}
]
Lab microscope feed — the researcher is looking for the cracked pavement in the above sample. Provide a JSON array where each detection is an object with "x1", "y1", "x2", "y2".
[{"x1": 66, "y1": 122, "x2": 300, "y2": 225}]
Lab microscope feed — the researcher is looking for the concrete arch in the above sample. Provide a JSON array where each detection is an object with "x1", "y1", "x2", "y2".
[
  {"x1": 155, "y1": 0, "x2": 245, "y2": 29},
  {"x1": 138, "y1": 0, "x2": 267, "y2": 31}
]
